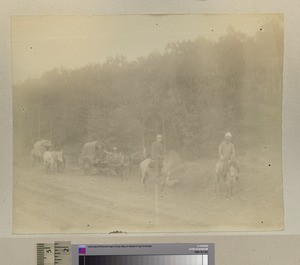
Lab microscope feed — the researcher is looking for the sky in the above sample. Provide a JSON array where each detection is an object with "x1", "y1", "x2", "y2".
[{"x1": 11, "y1": 14, "x2": 278, "y2": 84}]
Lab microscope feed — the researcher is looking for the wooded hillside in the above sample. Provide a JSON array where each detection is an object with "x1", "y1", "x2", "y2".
[{"x1": 13, "y1": 19, "x2": 283, "y2": 161}]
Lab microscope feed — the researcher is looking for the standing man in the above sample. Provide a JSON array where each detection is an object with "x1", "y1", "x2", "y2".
[
  {"x1": 150, "y1": 134, "x2": 164, "y2": 177},
  {"x1": 219, "y1": 132, "x2": 235, "y2": 161}
]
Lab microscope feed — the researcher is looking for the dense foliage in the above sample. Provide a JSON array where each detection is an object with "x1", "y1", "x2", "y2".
[{"x1": 13, "y1": 19, "x2": 283, "y2": 161}]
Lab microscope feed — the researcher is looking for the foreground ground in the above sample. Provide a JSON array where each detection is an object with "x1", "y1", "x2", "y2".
[{"x1": 13, "y1": 148, "x2": 283, "y2": 233}]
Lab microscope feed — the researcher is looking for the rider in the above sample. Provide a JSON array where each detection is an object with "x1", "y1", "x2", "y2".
[
  {"x1": 150, "y1": 134, "x2": 164, "y2": 177},
  {"x1": 218, "y1": 132, "x2": 239, "y2": 176}
]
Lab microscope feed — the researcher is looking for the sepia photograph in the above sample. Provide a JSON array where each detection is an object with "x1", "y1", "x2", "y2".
[{"x1": 12, "y1": 14, "x2": 284, "y2": 233}]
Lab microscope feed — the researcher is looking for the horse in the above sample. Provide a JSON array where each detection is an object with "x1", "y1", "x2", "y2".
[
  {"x1": 43, "y1": 151, "x2": 55, "y2": 174},
  {"x1": 215, "y1": 159, "x2": 239, "y2": 198},
  {"x1": 52, "y1": 150, "x2": 66, "y2": 173},
  {"x1": 31, "y1": 140, "x2": 52, "y2": 166}
]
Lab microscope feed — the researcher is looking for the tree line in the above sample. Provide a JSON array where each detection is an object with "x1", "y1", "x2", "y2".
[{"x1": 13, "y1": 19, "x2": 283, "y2": 161}]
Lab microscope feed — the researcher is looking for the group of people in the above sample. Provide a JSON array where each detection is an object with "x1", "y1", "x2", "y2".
[{"x1": 148, "y1": 131, "x2": 239, "y2": 179}]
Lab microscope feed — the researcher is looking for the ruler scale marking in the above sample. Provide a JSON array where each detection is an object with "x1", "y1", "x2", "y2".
[
  {"x1": 37, "y1": 243, "x2": 55, "y2": 265},
  {"x1": 54, "y1": 241, "x2": 71, "y2": 265}
]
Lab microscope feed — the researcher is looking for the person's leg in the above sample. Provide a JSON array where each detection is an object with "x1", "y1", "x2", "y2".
[
  {"x1": 221, "y1": 160, "x2": 229, "y2": 180},
  {"x1": 232, "y1": 160, "x2": 240, "y2": 174},
  {"x1": 154, "y1": 159, "x2": 160, "y2": 178},
  {"x1": 158, "y1": 158, "x2": 163, "y2": 176}
]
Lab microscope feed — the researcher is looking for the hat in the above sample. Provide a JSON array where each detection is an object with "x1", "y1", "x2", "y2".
[
  {"x1": 113, "y1": 147, "x2": 118, "y2": 150},
  {"x1": 156, "y1": 134, "x2": 163, "y2": 138},
  {"x1": 225, "y1": 132, "x2": 232, "y2": 138}
]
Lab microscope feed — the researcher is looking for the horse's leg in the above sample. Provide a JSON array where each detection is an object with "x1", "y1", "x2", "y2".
[
  {"x1": 226, "y1": 173, "x2": 232, "y2": 198},
  {"x1": 141, "y1": 171, "x2": 145, "y2": 188},
  {"x1": 62, "y1": 158, "x2": 66, "y2": 173},
  {"x1": 62, "y1": 162, "x2": 66, "y2": 173},
  {"x1": 127, "y1": 160, "x2": 132, "y2": 179},
  {"x1": 227, "y1": 181, "x2": 233, "y2": 198},
  {"x1": 119, "y1": 166, "x2": 125, "y2": 181},
  {"x1": 56, "y1": 161, "x2": 59, "y2": 173},
  {"x1": 215, "y1": 176, "x2": 220, "y2": 193},
  {"x1": 45, "y1": 162, "x2": 49, "y2": 174},
  {"x1": 160, "y1": 172, "x2": 169, "y2": 195},
  {"x1": 141, "y1": 170, "x2": 147, "y2": 191},
  {"x1": 31, "y1": 154, "x2": 35, "y2": 167},
  {"x1": 215, "y1": 169, "x2": 221, "y2": 193},
  {"x1": 59, "y1": 162, "x2": 62, "y2": 173},
  {"x1": 50, "y1": 163, "x2": 53, "y2": 174},
  {"x1": 160, "y1": 179, "x2": 167, "y2": 195}
]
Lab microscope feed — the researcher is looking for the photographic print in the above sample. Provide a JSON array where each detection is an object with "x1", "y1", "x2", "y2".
[{"x1": 12, "y1": 14, "x2": 284, "y2": 233}]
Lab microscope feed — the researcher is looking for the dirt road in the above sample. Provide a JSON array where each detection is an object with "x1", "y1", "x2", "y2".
[{"x1": 13, "y1": 152, "x2": 283, "y2": 233}]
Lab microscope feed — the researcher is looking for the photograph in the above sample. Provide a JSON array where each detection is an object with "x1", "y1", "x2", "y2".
[{"x1": 12, "y1": 14, "x2": 284, "y2": 233}]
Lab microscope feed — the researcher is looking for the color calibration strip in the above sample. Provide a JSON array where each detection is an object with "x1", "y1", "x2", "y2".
[{"x1": 79, "y1": 255, "x2": 209, "y2": 265}]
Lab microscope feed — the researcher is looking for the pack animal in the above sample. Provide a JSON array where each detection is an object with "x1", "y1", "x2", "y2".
[
  {"x1": 31, "y1": 140, "x2": 52, "y2": 166},
  {"x1": 43, "y1": 151, "x2": 55, "y2": 174},
  {"x1": 52, "y1": 150, "x2": 66, "y2": 173}
]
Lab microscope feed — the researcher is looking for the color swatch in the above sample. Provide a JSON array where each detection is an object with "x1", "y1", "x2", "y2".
[{"x1": 79, "y1": 255, "x2": 208, "y2": 265}]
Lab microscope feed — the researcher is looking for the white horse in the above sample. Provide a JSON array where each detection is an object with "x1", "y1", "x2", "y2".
[
  {"x1": 140, "y1": 158, "x2": 155, "y2": 190},
  {"x1": 43, "y1": 151, "x2": 55, "y2": 174}
]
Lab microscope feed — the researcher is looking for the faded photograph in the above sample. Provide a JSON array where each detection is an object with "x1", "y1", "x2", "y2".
[{"x1": 12, "y1": 14, "x2": 284, "y2": 233}]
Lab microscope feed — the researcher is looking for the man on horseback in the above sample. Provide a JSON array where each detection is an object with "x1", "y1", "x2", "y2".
[
  {"x1": 150, "y1": 134, "x2": 164, "y2": 178},
  {"x1": 218, "y1": 132, "x2": 239, "y2": 179}
]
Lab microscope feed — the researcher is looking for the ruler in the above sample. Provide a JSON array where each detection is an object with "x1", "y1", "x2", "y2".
[
  {"x1": 54, "y1": 241, "x2": 71, "y2": 265},
  {"x1": 37, "y1": 243, "x2": 54, "y2": 265},
  {"x1": 37, "y1": 241, "x2": 71, "y2": 265}
]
